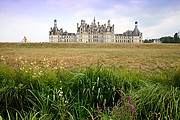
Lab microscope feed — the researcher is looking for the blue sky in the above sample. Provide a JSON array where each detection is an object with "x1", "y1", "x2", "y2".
[{"x1": 0, "y1": 0, "x2": 180, "y2": 42}]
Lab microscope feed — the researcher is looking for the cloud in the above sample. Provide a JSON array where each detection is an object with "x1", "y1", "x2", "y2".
[
  {"x1": 73, "y1": 8, "x2": 95, "y2": 19},
  {"x1": 0, "y1": 13, "x2": 50, "y2": 42},
  {"x1": 43, "y1": 0, "x2": 102, "y2": 9},
  {"x1": 72, "y1": 4, "x2": 137, "y2": 34},
  {"x1": 0, "y1": 0, "x2": 180, "y2": 42},
  {"x1": 130, "y1": 0, "x2": 142, "y2": 4},
  {"x1": 140, "y1": 2, "x2": 180, "y2": 39}
]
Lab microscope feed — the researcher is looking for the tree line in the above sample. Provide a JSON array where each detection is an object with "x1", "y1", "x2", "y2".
[
  {"x1": 143, "y1": 32, "x2": 180, "y2": 43},
  {"x1": 160, "y1": 32, "x2": 180, "y2": 43}
]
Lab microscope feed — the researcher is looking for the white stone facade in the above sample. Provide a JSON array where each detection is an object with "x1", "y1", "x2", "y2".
[
  {"x1": 49, "y1": 18, "x2": 142, "y2": 43},
  {"x1": 76, "y1": 18, "x2": 114, "y2": 43},
  {"x1": 49, "y1": 19, "x2": 76, "y2": 43}
]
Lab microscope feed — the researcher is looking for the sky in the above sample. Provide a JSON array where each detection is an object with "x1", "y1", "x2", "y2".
[{"x1": 0, "y1": 0, "x2": 180, "y2": 42}]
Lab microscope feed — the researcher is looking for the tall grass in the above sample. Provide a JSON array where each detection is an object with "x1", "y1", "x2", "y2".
[{"x1": 0, "y1": 57, "x2": 180, "y2": 119}]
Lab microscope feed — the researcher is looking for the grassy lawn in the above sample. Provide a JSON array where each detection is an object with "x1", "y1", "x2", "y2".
[
  {"x1": 0, "y1": 43, "x2": 180, "y2": 71},
  {"x1": 0, "y1": 43, "x2": 180, "y2": 120}
]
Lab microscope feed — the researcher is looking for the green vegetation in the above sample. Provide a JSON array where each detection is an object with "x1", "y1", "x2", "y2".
[
  {"x1": 0, "y1": 43, "x2": 180, "y2": 119},
  {"x1": 160, "y1": 32, "x2": 180, "y2": 43},
  {"x1": 143, "y1": 39, "x2": 154, "y2": 43}
]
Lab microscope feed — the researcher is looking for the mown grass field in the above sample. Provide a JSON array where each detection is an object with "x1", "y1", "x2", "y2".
[
  {"x1": 0, "y1": 43, "x2": 180, "y2": 120},
  {"x1": 0, "y1": 43, "x2": 180, "y2": 71}
]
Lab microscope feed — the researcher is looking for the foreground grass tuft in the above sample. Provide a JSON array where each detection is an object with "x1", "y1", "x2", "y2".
[{"x1": 0, "y1": 57, "x2": 180, "y2": 120}]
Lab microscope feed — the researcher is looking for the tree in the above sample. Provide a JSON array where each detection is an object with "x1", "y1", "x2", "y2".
[
  {"x1": 160, "y1": 36, "x2": 174, "y2": 43},
  {"x1": 174, "y1": 32, "x2": 180, "y2": 43},
  {"x1": 144, "y1": 39, "x2": 153, "y2": 43}
]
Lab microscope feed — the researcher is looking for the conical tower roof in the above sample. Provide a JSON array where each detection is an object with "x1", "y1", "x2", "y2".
[{"x1": 132, "y1": 21, "x2": 140, "y2": 36}]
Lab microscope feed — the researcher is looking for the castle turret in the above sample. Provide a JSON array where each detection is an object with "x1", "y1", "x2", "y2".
[
  {"x1": 54, "y1": 19, "x2": 57, "y2": 28},
  {"x1": 93, "y1": 17, "x2": 96, "y2": 26},
  {"x1": 132, "y1": 21, "x2": 140, "y2": 36},
  {"x1": 108, "y1": 20, "x2": 110, "y2": 27},
  {"x1": 135, "y1": 21, "x2": 138, "y2": 29}
]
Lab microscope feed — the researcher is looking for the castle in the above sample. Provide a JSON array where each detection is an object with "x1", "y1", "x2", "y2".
[{"x1": 49, "y1": 17, "x2": 142, "y2": 43}]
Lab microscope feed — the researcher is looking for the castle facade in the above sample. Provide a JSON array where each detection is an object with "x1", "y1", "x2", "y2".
[{"x1": 49, "y1": 17, "x2": 142, "y2": 43}]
